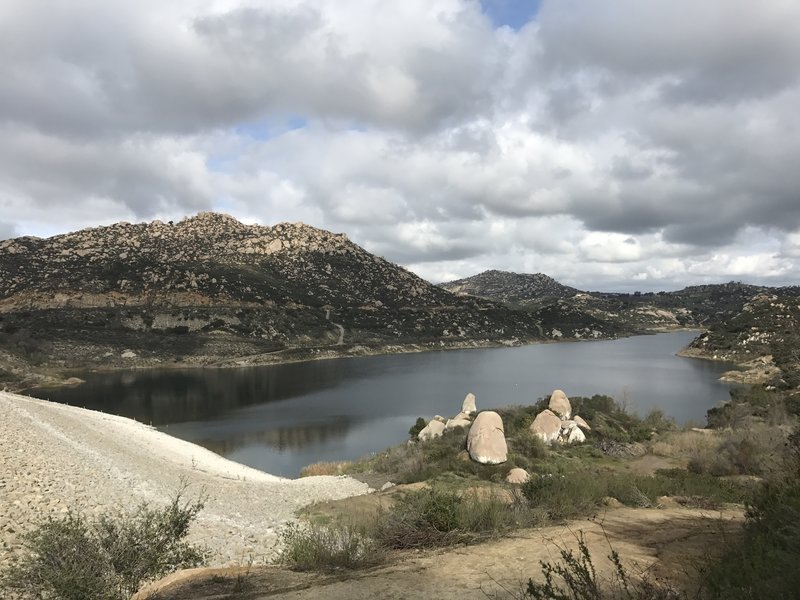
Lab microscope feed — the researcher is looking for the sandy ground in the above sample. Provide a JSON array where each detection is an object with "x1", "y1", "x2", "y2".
[
  {"x1": 0, "y1": 391, "x2": 371, "y2": 570},
  {"x1": 136, "y1": 505, "x2": 744, "y2": 599}
]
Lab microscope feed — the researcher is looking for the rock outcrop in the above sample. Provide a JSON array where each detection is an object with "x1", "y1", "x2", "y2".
[
  {"x1": 417, "y1": 420, "x2": 445, "y2": 441},
  {"x1": 461, "y1": 393, "x2": 477, "y2": 415},
  {"x1": 530, "y1": 410, "x2": 562, "y2": 444},
  {"x1": 531, "y1": 390, "x2": 589, "y2": 446},
  {"x1": 466, "y1": 411, "x2": 507, "y2": 465},
  {"x1": 548, "y1": 390, "x2": 571, "y2": 419}
]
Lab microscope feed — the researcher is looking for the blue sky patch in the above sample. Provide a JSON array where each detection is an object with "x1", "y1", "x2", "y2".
[{"x1": 480, "y1": 0, "x2": 541, "y2": 30}]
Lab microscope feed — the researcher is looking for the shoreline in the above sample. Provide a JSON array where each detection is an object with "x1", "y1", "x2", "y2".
[
  {"x1": 0, "y1": 391, "x2": 372, "y2": 569},
  {"x1": 30, "y1": 326, "x2": 700, "y2": 392}
]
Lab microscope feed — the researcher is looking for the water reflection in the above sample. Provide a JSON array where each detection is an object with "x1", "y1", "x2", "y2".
[{"x1": 34, "y1": 332, "x2": 736, "y2": 477}]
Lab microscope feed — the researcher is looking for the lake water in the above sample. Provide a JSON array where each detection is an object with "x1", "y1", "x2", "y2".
[{"x1": 32, "y1": 331, "x2": 735, "y2": 477}]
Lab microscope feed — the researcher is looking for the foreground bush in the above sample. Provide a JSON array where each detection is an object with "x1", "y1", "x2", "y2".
[
  {"x1": 525, "y1": 533, "x2": 683, "y2": 600},
  {"x1": 375, "y1": 487, "x2": 516, "y2": 549},
  {"x1": 522, "y1": 470, "x2": 749, "y2": 521},
  {"x1": 276, "y1": 521, "x2": 383, "y2": 571},
  {"x1": 702, "y1": 428, "x2": 800, "y2": 599},
  {"x1": 3, "y1": 493, "x2": 206, "y2": 600}
]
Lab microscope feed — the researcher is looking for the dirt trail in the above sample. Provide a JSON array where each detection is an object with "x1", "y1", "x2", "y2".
[{"x1": 138, "y1": 506, "x2": 743, "y2": 600}]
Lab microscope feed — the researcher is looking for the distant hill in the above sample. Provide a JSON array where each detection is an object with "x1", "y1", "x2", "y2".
[
  {"x1": 441, "y1": 270, "x2": 580, "y2": 306},
  {"x1": 0, "y1": 214, "x2": 627, "y2": 389}
]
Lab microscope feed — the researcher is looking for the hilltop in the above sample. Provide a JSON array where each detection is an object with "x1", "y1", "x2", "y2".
[{"x1": 441, "y1": 270, "x2": 579, "y2": 307}]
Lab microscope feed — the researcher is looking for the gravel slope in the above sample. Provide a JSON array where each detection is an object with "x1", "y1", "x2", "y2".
[{"x1": 0, "y1": 391, "x2": 371, "y2": 570}]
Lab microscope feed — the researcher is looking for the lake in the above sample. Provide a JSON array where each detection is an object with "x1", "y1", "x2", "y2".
[{"x1": 32, "y1": 331, "x2": 735, "y2": 477}]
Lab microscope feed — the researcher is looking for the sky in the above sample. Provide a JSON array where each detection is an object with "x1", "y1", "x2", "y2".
[{"x1": 1, "y1": 0, "x2": 799, "y2": 292}]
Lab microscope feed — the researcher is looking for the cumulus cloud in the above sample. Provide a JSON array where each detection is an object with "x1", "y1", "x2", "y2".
[{"x1": 0, "y1": 0, "x2": 799, "y2": 290}]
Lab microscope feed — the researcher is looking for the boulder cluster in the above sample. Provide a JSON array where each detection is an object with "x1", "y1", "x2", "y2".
[
  {"x1": 417, "y1": 393, "x2": 508, "y2": 466},
  {"x1": 414, "y1": 389, "x2": 591, "y2": 485},
  {"x1": 530, "y1": 390, "x2": 591, "y2": 445}
]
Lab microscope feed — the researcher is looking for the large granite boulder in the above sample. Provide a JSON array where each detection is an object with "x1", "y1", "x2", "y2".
[
  {"x1": 548, "y1": 389, "x2": 572, "y2": 419},
  {"x1": 462, "y1": 393, "x2": 477, "y2": 415},
  {"x1": 445, "y1": 417, "x2": 471, "y2": 432},
  {"x1": 417, "y1": 420, "x2": 445, "y2": 441},
  {"x1": 467, "y1": 411, "x2": 507, "y2": 464},
  {"x1": 530, "y1": 409, "x2": 562, "y2": 444},
  {"x1": 563, "y1": 422, "x2": 587, "y2": 443},
  {"x1": 574, "y1": 415, "x2": 591, "y2": 431},
  {"x1": 505, "y1": 467, "x2": 530, "y2": 484}
]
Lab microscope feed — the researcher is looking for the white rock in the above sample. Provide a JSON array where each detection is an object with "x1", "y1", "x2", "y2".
[
  {"x1": 548, "y1": 390, "x2": 572, "y2": 419},
  {"x1": 530, "y1": 409, "x2": 562, "y2": 444},
  {"x1": 461, "y1": 393, "x2": 477, "y2": 415},
  {"x1": 566, "y1": 425, "x2": 586, "y2": 444},
  {"x1": 445, "y1": 418, "x2": 471, "y2": 432},
  {"x1": 574, "y1": 415, "x2": 591, "y2": 431},
  {"x1": 505, "y1": 468, "x2": 530, "y2": 484},
  {"x1": 467, "y1": 411, "x2": 507, "y2": 465},
  {"x1": 417, "y1": 420, "x2": 445, "y2": 441}
]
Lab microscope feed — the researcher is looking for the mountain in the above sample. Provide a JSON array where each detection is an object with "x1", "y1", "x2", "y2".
[
  {"x1": 0, "y1": 214, "x2": 627, "y2": 389},
  {"x1": 441, "y1": 270, "x2": 580, "y2": 307}
]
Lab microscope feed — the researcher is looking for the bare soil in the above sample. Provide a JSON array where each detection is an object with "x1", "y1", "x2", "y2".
[{"x1": 136, "y1": 505, "x2": 744, "y2": 600}]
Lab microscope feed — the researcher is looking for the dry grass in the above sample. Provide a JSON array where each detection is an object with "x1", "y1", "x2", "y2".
[
  {"x1": 299, "y1": 461, "x2": 353, "y2": 477},
  {"x1": 650, "y1": 430, "x2": 720, "y2": 460},
  {"x1": 651, "y1": 426, "x2": 791, "y2": 477}
]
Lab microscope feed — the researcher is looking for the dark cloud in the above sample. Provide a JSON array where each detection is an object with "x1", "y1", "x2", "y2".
[{"x1": 0, "y1": 0, "x2": 798, "y2": 290}]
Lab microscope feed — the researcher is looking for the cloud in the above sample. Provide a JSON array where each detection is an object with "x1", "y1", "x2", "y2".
[{"x1": 1, "y1": 0, "x2": 799, "y2": 291}]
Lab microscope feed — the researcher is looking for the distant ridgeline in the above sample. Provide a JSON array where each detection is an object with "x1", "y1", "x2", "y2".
[{"x1": 0, "y1": 212, "x2": 796, "y2": 391}]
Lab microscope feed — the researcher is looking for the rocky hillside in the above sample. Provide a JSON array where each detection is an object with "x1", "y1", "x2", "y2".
[
  {"x1": 0, "y1": 214, "x2": 629, "y2": 389},
  {"x1": 441, "y1": 270, "x2": 579, "y2": 307},
  {"x1": 683, "y1": 287, "x2": 800, "y2": 389}
]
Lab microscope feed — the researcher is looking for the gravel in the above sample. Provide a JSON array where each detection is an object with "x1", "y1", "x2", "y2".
[{"x1": 0, "y1": 391, "x2": 372, "y2": 571}]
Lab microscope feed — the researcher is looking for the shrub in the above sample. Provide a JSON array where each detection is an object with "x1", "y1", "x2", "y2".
[
  {"x1": 299, "y1": 460, "x2": 353, "y2": 477},
  {"x1": 2, "y1": 493, "x2": 206, "y2": 600},
  {"x1": 702, "y1": 428, "x2": 800, "y2": 599},
  {"x1": 408, "y1": 417, "x2": 427, "y2": 438},
  {"x1": 276, "y1": 521, "x2": 383, "y2": 572},
  {"x1": 521, "y1": 470, "x2": 748, "y2": 522},
  {"x1": 375, "y1": 487, "x2": 514, "y2": 549},
  {"x1": 525, "y1": 532, "x2": 683, "y2": 599}
]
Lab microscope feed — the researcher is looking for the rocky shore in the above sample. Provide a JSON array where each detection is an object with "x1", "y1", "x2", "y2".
[{"x1": 0, "y1": 392, "x2": 371, "y2": 572}]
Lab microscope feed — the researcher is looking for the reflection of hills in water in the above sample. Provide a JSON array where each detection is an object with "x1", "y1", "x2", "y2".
[
  {"x1": 35, "y1": 360, "x2": 352, "y2": 425},
  {"x1": 197, "y1": 416, "x2": 359, "y2": 454}
]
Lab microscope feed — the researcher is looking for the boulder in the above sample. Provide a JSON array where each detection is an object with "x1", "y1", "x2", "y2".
[
  {"x1": 505, "y1": 468, "x2": 530, "y2": 484},
  {"x1": 467, "y1": 411, "x2": 507, "y2": 464},
  {"x1": 452, "y1": 411, "x2": 472, "y2": 421},
  {"x1": 574, "y1": 415, "x2": 591, "y2": 431},
  {"x1": 548, "y1": 389, "x2": 572, "y2": 419},
  {"x1": 433, "y1": 415, "x2": 446, "y2": 423},
  {"x1": 445, "y1": 417, "x2": 471, "y2": 432},
  {"x1": 530, "y1": 409, "x2": 562, "y2": 444},
  {"x1": 462, "y1": 393, "x2": 477, "y2": 415},
  {"x1": 417, "y1": 420, "x2": 445, "y2": 441},
  {"x1": 565, "y1": 424, "x2": 586, "y2": 444}
]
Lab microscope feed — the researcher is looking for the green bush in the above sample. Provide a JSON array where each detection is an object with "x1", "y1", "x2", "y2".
[
  {"x1": 276, "y1": 521, "x2": 383, "y2": 572},
  {"x1": 2, "y1": 493, "x2": 206, "y2": 600},
  {"x1": 703, "y1": 428, "x2": 800, "y2": 599},
  {"x1": 375, "y1": 487, "x2": 514, "y2": 549},
  {"x1": 408, "y1": 417, "x2": 427, "y2": 438},
  {"x1": 521, "y1": 470, "x2": 749, "y2": 522}
]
